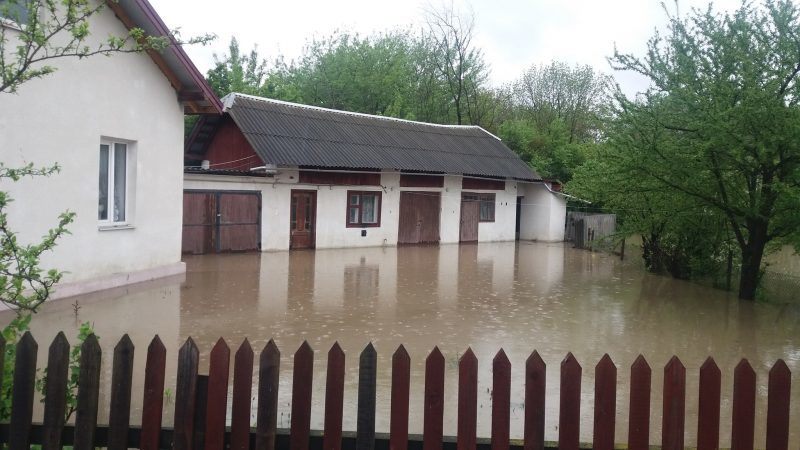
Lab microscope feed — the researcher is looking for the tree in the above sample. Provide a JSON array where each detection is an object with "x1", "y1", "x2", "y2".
[
  {"x1": 423, "y1": 2, "x2": 488, "y2": 125},
  {"x1": 579, "y1": 0, "x2": 800, "y2": 300},
  {"x1": 206, "y1": 37, "x2": 268, "y2": 98}
]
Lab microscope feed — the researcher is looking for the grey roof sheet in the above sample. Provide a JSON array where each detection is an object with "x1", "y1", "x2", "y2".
[{"x1": 223, "y1": 94, "x2": 540, "y2": 181}]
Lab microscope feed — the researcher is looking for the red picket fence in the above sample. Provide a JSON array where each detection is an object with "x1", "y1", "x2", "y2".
[{"x1": 0, "y1": 332, "x2": 793, "y2": 450}]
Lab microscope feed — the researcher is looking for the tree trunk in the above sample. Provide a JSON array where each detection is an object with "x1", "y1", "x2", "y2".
[{"x1": 738, "y1": 222, "x2": 768, "y2": 301}]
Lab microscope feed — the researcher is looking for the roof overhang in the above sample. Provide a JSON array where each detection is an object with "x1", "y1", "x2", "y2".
[{"x1": 106, "y1": 0, "x2": 222, "y2": 114}]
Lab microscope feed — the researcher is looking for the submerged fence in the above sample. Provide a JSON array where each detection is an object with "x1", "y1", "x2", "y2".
[{"x1": 0, "y1": 332, "x2": 793, "y2": 450}]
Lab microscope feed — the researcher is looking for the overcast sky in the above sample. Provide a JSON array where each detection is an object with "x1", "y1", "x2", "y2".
[{"x1": 149, "y1": 0, "x2": 744, "y2": 97}]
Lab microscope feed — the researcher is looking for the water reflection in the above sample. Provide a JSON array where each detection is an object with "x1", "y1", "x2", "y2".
[{"x1": 7, "y1": 242, "x2": 800, "y2": 447}]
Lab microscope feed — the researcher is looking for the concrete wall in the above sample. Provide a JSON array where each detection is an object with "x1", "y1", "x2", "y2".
[
  {"x1": 518, "y1": 183, "x2": 567, "y2": 242},
  {"x1": 1, "y1": 9, "x2": 186, "y2": 297},
  {"x1": 184, "y1": 171, "x2": 526, "y2": 251}
]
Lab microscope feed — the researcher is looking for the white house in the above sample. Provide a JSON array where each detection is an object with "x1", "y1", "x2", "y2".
[
  {"x1": 182, "y1": 93, "x2": 566, "y2": 253},
  {"x1": 1, "y1": 0, "x2": 221, "y2": 298}
]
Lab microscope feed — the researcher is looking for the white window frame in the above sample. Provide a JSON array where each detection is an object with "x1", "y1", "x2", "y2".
[{"x1": 98, "y1": 139, "x2": 131, "y2": 226}]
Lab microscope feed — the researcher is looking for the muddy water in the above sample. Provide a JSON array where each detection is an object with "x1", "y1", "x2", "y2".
[{"x1": 7, "y1": 242, "x2": 800, "y2": 447}]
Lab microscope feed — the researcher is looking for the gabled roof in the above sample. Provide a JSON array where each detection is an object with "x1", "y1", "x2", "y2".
[
  {"x1": 106, "y1": 0, "x2": 221, "y2": 114},
  {"x1": 220, "y1": 93, "x2": 540, "y2": 181}
]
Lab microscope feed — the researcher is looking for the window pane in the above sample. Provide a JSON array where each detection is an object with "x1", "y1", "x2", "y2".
[
  {"x1": 0, "y1": 1, "x2": 29, "y2": 23},
  {"x1": 349, "y1": 207, "x2": 359, "y2": 224},
  {"x1": 113, "y1": 143, "x2": 127, "y2": 222},
  {"x1": 361, "y1": 194, "x2": 377, "y2": 224},
  {"x1": 480, "y1": 196, "x2": 495, "y2": 221},
  {"x1": 98, "y1": 144, "x2": 109, "y2": 220},
  {"x1": 350, "y1": 194, "x2": 360, "y2": 206}
]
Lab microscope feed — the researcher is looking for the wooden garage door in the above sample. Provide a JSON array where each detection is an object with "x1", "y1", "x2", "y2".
[
  {"x1": 398, "y1": 191, "x2": 441, "y2": 244},
  {"x1": 182, "y1": 191, "x2": 261, "y2": 254}
]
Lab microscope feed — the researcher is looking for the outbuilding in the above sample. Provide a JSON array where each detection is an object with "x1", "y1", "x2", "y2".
[{"x1": 183, "y1": 93, "x2": 565, "y2": 252}]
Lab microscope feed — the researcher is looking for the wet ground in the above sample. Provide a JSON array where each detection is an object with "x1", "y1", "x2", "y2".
[{"x1": 7, "y1": 242, "x2": 800, "y2": 447}]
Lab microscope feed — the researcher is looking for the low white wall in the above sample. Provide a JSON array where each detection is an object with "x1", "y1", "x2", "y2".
[
  {"x1": 184, "y1": 171, "x2": 523, "y2": 251},
  {"x1": 518, "y1": 183, "x2": 567, "y2": 242}
]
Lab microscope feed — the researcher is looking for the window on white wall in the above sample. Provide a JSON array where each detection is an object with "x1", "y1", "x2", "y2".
[
  {"x1": 0, "y1": 0, "x2": 29, "y2": 25},
  {"x1": 98, "y1": 141, "x2": 131, "y2": 224}
]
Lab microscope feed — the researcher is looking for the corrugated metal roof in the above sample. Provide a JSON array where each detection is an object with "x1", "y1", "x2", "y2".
[{"x1": 223, "y1": 93, "x2": 541, "y2": 181}]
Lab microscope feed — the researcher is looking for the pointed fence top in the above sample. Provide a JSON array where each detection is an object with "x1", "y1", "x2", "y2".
[
  {"x1": 362, "y1": 342, "x2": 376, "y2": 355},
  {"x1": 82, "y1": 333, "x2": 100, "y2": 350},
  {"x1": 234, "y1": 338, "x2": 252, "y2": 355},
  {"x1": 115, "y1": 334, "x2": 134, "y2": 351},
  {"x1": 700, "y1": 356, "x2": 720, "y2": 373},
  {"x1": 460, "y1": 347, "x2": 477, "y2": 363},
  {"x1": 260, "y1": 338, "x2": 279, "y2": 355},
  {"x1": 664, "y1": 355, "x2": 685, "y2": 371},
  {"x1": 561, "y1": 352, "x2": 580, "y2": 368},
  {"x1": 149, "y1": 335, "x2": 165, "y2": 351},
  {"x1": 527, "y1": 350, "x2": 545, "y2": 368},
  {"x1": 180, "y1": 336, "x2": 197, "y2": 352},
  {"x1": 50, "y1": 331, "x2": 70, "y2": 350},
  {"x1": 296, "y1": 340, "x2": 314, "y2": 355},
  {"x1": 493, "y1": 348, "x2": 510, "y2": 365},
  {"x1": 427, "y1": 346, "x2": 444, "y2": 361},
  {"x1": 596, "y1": 353, "x2": 615, "y2": 370},
  {"x1": 631, "y1": 354, "x2": 650, "y2": 370},
  {"x1": 19, "y1": 330, "x2": 37, "y2": 349},
  {"x1": 393, "y1": 344, "x2": 409, "y2": 360},
  {"x1": 770, "y1": 358, "x2": 790, "y2": 375},
  {"x1": 735, "y1": 358, "x2": 755, "y2": 374},
  {"x1": 212, "y1": 337, "x2": 228, "y2": 351}
]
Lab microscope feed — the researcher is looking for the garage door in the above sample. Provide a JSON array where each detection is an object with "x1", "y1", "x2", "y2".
[
  {"x1": 398, "y1": 191, "x2": 441, "y2": 244},
  {"x1": 182, "y1": 191, "x2": 261, "y2": 254}
]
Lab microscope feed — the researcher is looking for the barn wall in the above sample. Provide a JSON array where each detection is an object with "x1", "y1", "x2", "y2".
[
  {"x1": 203, "y1": 117, "x2": 262, "y2": 171},
  {"x1": 184, "y1": 170, "x2": 529, "y2": 251},
  {"x1": 518, "y1": 183, "x2": 567, "y2": 242}
]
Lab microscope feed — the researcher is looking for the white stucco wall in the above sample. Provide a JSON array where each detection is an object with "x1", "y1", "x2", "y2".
[
  {"x1": 518, "y1": 183, "x2": 567, "y2": 242},
  {"x1": 184, "y1": 171, "x2": 524, "y2": 251},
  {"x1": 1, "y1": 9, "x2": 186, "y2": 297}
]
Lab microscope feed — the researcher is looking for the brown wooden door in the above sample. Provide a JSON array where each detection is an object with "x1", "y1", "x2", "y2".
[
  {"x1": 182, "y1": 192, "x2": 215, "y2": 254},
  {"x1": 182, "y1": 191, "x2": 261, "y2": 254},
  {"x1": 460, "y1": 194, "x2": 479, "y2": 242},
  {"x1": 218, "y1": 193, "x2": 261, "y2": 252},
  {"x1": 290, "y1": 190, "x2": 316, "y2": 249},
  {"x1": 398, "y1": 191, "x2": 441, "y2": 244}
]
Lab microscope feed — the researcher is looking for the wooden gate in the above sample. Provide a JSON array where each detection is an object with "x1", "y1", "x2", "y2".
[
  {"x1": 460, "y1": 194, "x2": 480, "y2": 242},
  {"x1": 182, "y1": 191, "x2": 261, "y2": 254},
  {"x1": 398, "y1": 191, "x2": 441, "y2": 244}
]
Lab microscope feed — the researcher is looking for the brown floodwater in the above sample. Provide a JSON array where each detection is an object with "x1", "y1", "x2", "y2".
[{"x1": 5, "y1": 242, "x2": 800, "y2": 448}]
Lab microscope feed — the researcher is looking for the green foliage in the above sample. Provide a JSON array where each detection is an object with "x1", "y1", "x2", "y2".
[
  {"x1": 0, "y1": 312, "x2": 31, "y2": 419},
  {"x1": 0, "y1": 0, "x2": 214, "y2": 93},
  {"x1": 570, "y1": 0, "x2": 800, "y2": 300},
  {"x1": 0, "y1": 163, "x2": 75, "y2": 312}
]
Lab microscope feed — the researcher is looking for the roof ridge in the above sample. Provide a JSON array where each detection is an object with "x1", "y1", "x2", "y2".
[{"x1": 222, "y1": 92, "x2": 501, "y2": 139}]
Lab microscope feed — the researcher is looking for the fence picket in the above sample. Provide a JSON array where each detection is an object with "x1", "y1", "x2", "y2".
[
  {"x1": 324, "y1": 342, "x2": 345, "y2": 450},
  {"x1": 390, "y1": 345, "x2": 411, "y2": 450},
  {"x1": 291, "y1": 341, "x2": 315, "y2": 450},
  {"x1": 662, "y1": 356, "x2": 685, "y2": 450},
  {"x1": 697, "y1": 357, "x2": 721, "y2": 450},
  {"x1": 766, "y1": 359, "x2": 790, "y2": 450},
  {"x1": 205, "y1": 338, "x2": 231, "y2": 450},
  {"x1": 423, "y1": 346, "x2": 445, "y2": 450},
  {"x1": 559, "y1": 353, "x2": 581, "y2": 450},
  {"x1": 457, "y1": 348, "x2": 478, "y2": 450},
  {"x1": 731, "y1": 359, "x2": 756, "y2": 450},
  {"x1": 9, "y1": 332, "x2": 37, "y2": 450},
  {"x1": 524, "y1": 351, "x2": 546, "y2": 450},
  {"x1": 232, "y1": 339, "x2": 255, "y2": 450},
  {"x1": 141, "y1": 335, "x2": 167, "y2": 450},
  {"x1": 628, "y1": 355, "x2": 651, "y2": 450},
  {"x1": 491, "y1": 349, "x2": 511, "y2": 450},
  {"x1": 592, "y1": 354, "x2": 616, "y2": 450},
  {"x1": 357, "y1": 343, "x2": 378, "y2": 450},
  {"x1": 256, "y1": 339, "x2": 280, "y2": 450},
  {"x1": 108, "y1": 335, "x2": 135, "y2": 450},
  {"x1": 0, "y1": 333, "x2": 5, "y2": 404},
  {"x1": 41, "y1": 332, "x2": 70, "y2": 450},
  {"x1": 74, "y1": 334, "x2": 102, "y2": 450},
  {"x1": 174, "y1": 337, "x2": 200, "y2": 450}
]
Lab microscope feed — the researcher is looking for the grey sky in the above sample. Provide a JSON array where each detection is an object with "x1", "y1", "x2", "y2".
[{"x1": 150, "y1": 0, "x2": 743, "y2": 97}]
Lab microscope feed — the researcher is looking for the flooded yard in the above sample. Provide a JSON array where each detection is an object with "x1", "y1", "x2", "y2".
[{"x1": 7, "y1": 242, "x2": 800, "y2": 447}]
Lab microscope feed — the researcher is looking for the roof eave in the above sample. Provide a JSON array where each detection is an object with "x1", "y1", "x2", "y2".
[{"x1": 107, "y1": 0, "x2": 222, "y2": 114}]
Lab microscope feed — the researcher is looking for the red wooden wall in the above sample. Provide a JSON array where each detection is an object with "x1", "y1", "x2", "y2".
[{"x1": 204, "y1": 117, "x2": 263, "y2": 171}]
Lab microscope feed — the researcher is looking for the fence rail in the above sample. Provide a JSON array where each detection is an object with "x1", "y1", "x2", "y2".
[{"x1": 0, "y1": 332, "x2": 792, "y2": 450}]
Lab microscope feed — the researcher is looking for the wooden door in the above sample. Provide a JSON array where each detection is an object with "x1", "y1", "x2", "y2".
[
  {"x1": 218, "y1": 193, "x2": 261, "y2": 252},
  {"x1": 398, "y1": 191, "x2": 441, "y2": 244},
  {"x1": 290, "y1": 190, "x2": 316, "y2": 249},
  {"x1": 182, "y1": 191, "x2": 261, "y2": 254},
  {"x1": 182, "y1": 192, "x2": 215, "y2": 254},
  {"x1": 460, "y1": 194, "x2": 479, "y2": 242}
]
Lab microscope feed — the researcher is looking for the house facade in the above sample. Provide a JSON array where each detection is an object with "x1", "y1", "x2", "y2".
[
  {"x1": 183, "y1": 94, "x2": 566, "y2": 253},
  {"x1": 1, "y1": 0, "x2": 220, "y2": 298}
]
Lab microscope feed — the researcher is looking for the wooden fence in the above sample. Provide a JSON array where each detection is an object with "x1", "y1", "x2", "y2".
[{"x1": 0, "y1": 332, "x2": 793, "y2": 450}]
